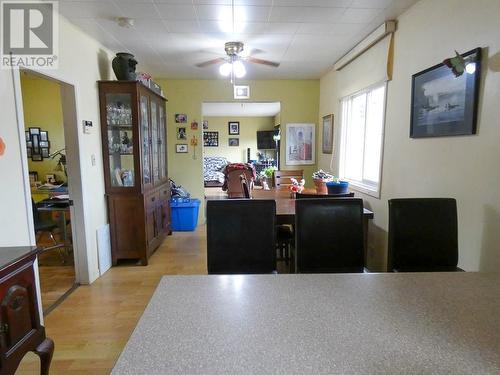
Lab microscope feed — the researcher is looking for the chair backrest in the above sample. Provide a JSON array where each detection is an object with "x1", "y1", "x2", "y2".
[
  {"x1": 296, "y1": 192, "x2": 354, "y2": 199},
  {"x1": 226, "y1": 169, "x2": 253, "y2": 198},
  {"x1": 295, "y1": 198, "x2": 364, "y2": 273},
  {"x1": 206, "y1": 199, "x2": 276, "y2": 274},
  {"x1": 388, "y1": 198, "x2": 458, "y2": 272},
  {"x1": 240, "y1": 174, "x2": 251, "y2": 199},
  {"x1": 274, "y1": 170, "x2": 304, "y2": 190}
]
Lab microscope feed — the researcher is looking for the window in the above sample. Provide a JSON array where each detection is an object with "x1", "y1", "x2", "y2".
[{"x1": 339, "y1": 83, "x2": 386, "y2": 197}]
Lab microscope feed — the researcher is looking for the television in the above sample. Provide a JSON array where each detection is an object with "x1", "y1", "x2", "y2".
[{"x1": 257, "y1": 130, "x2": 277, "y2": 150}]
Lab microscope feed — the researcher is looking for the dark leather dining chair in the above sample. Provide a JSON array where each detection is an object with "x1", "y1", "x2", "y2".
[
  {"x1": 206, "y1": 199, "x2": 276, "y2": 274},
  {"x1": 388, "y1": 198, "x2": 462, "y2": 272},
  {"x1": 296, "y1": 192, "x2": 354, "y2": 199},
  {"x1": 294, "y1": 198, "x2": 364, "y2": 273}
]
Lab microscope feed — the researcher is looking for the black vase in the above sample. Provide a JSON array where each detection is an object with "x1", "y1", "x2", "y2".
[{"x1": 112, "y1": 52, "x2": 138, "y2": 81}]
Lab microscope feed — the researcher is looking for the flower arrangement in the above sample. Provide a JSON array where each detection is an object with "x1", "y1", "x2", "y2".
[
  {"x1": 289, "y1": 177, "x2": 305, "y2": 196},
  {"x1": 312, "y1": 169, "x2": 338, "y2": 194}
]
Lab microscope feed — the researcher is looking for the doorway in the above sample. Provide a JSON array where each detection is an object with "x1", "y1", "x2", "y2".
[{"x1": 19, "y1": 70, "x2": 78, "y2": 314}]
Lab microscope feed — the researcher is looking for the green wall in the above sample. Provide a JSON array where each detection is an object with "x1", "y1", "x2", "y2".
[
  {"x1": 157, "y1": 79, "x2": 320, "y2": 223},
  {"x1": 203, "y1": 116, "x2": 275, "y2": 163}
]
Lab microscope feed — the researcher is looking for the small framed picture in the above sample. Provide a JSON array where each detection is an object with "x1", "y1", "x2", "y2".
[
  {"x1": 46, "y1": 174, "x2": 55, "y2": 183},
  {"x1": 29, "y1": 127, "x2": 40, "y2": 135},
  {"x1": 322, "y1": 114, "x2": 334, "y2": 154},
  {"x1": 25, "y1": 131, "x2": 30, "y2": 141},
  {"x1": 191, "y1": 121, "x2": 198, "y2": 130},
  {"x1": 32, "y1": 154, "x2": 42, "y2": 161},
  {"x1": 203, "y1": 131, "x2": 219, "y2": 147},
  {"x1": 29, "y1": 171, "x2": 38, "y2": 185},
  {"x1": 202, "y1": 120, "x2": 208, "y2": 130},
  {"x1": 228, "y1": 121, "x2": 240, "y2": 135},
  {"x1": 176, "y1": 144, "x2": 188, "y2": 153},
  {"x1": 39, "y1": 140, "x2": 50, "y2": 148},
  {"x1": 40, "y1": 131, "x2": 48, "y2": 141},
  {"x1": 41, "y1": 148, "x2": 49, "y2": 158},
  {"x1": 228, "y1": 138, "x2": 239, "y2": 147},
  {"x1": 177, "y1": 127, "x2": 187, "y2": 140},
  {"x1": 175, "y1": 113, "x2": 187, "y2": 123},
  {"x1": 27, "y1": 148, "x2": 32, "y2": 157}
]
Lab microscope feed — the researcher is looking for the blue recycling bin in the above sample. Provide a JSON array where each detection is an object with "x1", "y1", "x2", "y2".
[
  {"x1": 326, "y1": 180, "x2": 349, "y2": 194},
  {"x1": 170, "y1": 198, "x2": 200, "y2": 231}
]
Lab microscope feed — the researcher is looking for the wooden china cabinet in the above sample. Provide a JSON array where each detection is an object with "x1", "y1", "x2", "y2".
[{"x1": 98, "y1": 81, "x2": 171, "y2": 266}]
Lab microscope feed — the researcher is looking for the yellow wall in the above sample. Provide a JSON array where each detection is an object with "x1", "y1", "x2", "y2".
[
  {"x1": 21, "y1": 76, "x2": 66, "y2": 183},
  {"x1": 203, "y1": 116, "x2": 275, "y2": 162},
  {"x1": 318, "y1": 0, "x2": 500, "y2": 272},
  {"x1": 158, "y1": 79, "x2": 320, "y2": 222}
]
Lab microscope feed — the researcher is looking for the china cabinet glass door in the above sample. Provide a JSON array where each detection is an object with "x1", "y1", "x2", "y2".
[
  {"x1": 151, "y1": 100, "x2": 160, "y2": 184},
  {"x1": 105, "y1": 93, "x2": 135, "y2": 187},
  {"x1": 158, "y1": 104, "x2": 167, "y2": 181},
  {"x1": 140, "y1": 95, "x2": 152, "y2": 186}
]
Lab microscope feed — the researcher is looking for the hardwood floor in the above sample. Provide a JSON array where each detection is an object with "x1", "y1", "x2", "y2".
[{"x1": 16, "y1": 225, "x2": 207, "y2": 375}]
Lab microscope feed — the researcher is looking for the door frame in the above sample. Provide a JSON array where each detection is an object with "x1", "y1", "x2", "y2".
[{"x1": 13, "y1": 68, "x2": 90, "y2": 284}]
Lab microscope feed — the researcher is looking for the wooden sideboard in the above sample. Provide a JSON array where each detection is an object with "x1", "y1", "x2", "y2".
[{"x1": 0, "y1": 247, "x2": 53, "y2": 375}]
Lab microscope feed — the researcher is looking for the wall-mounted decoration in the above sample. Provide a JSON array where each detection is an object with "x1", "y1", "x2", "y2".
[
  {"x1": 204, "y1": 131, "x2": 219, "y2": 147},
  {"x1": 177, "y1": 127, "x2": 187, "y2": 140},
  {"x1": 285, "y1": 123, "x2": 315, "y2": 165},
  {"x1": 29, "y1": 171, "x2": 38, "y2": 185},
  {"x1": 175, "y1": 113, "x2": 187, "y2": 123},
  {"x1": 322, "y1": 114, "x2": 334, "y2": 154},
  {"x1": 202, "y1": 120, "x2": 208, "y2": 130},
  {"x1": 25, "y1": 127, "x2": 50, "y2": 161},
  {"x1": 191, "y1": 121, "x2": 198, "y2": 130},
  {"x1": 228, "y1": 138, "x2": 239, "y2": 147},
  {"x1": 228, "y1": 121, "x2": 240, "y2": 135},
  {"x1": 0, "y1": 137, "x2": 5, "y2": 156},
  {"x1": 410, "y1": 47, "x2": 481, "y2": 138},
  {"x1": 176, "y1": 144, "x2": 188, "y2": 153}
]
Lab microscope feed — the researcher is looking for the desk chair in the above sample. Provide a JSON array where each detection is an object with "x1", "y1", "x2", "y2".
[
  {"x1": 294, "y1": 198, "x2": 364, "y2": 273},
  {"x1": 388, "y1": 198, "x2": 462, "y2": 272},
  {"x1": 273, "y1": 170, "x2": 304, "y2": 190},
  {"x1": 32, "y1": 199, "x2": 66, "y2": 263},
  {"x1": 207, "y1": 199, "x2": 276, "y2": 274}
]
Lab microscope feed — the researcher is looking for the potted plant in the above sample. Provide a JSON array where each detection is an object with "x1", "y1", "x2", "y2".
[
  {"x1": 259, "y1": 166, "x2": 277, "y2": 190},
  {"x1": 312, "y1": 169, "x2": 335, "y2": 194},
  {"x1": 289, "y1": 178, "x2": 305, "y2": 198}
]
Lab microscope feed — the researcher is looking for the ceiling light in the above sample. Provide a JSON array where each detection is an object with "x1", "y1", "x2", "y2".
[
  {"x1": 116, "y1": 17, "x2": 134, "y2": 28},
  {"x1": 218, "y1": 4, "x2": 246, "y2": 33},
  {"x1": 219, "y1": 62, "x2": 232, "y2": 77},
  {"x1": 233, "y1": 60, "x2": 246, "y2": 78}
]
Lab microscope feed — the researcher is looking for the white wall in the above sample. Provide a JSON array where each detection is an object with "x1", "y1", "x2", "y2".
[
  {"x1": 319, "y1": 0, "x2": 500, "y2": 271},
  {"x1": 0, "y1": 16, "x2": 116, "y2": 283}
]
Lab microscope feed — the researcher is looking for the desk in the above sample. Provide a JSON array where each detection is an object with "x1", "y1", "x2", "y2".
[{"x1": 111, "y1": 273, "x2": 500, "y2": 375}]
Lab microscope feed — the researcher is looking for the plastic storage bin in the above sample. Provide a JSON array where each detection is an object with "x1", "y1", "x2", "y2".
[
  {"x1": 170, "y1": 198, "x2": 200, "y2": 231},
  {"x1": 326, "y1": 180, "x2": 349, "y2": 194}
]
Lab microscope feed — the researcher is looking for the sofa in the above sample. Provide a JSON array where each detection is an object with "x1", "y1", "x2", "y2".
[{"x1": 203, "y1": 156, "x2": 228, "y2": 187}]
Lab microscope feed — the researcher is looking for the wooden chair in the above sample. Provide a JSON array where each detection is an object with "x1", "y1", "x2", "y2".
[
  {"x1": 273, "y1": 170, "x2": 304, "y2": 190},
  {"x1": 294, "y1": 198, "x2": 365, "y2": 273},
  {"x1": 206, "y1": 199, "x2": 276, "y2": 274},
  {"x1": 388, "y1": 198, "x2": 463, "y2": 272}
]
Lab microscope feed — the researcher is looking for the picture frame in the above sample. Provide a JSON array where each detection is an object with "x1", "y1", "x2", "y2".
[
  {"x1": 32, "y1": 154, "x2": 42, "y2": 161},
  {"x1": 322, "y1": 114, "x2": 334, "y2": 154},
  {"x1": 228, "y1": 121, "x2": 240, "y2": 135},
  {"x1": 176, "y1": 144, "x2": 188, "y2": 153},
  {"x1": 29, "y1": 171, "x2": 38, "y2": 185},
  {"x1": 202, "y1": 120, "x2": 208, "y2": 130},
  {"x1": 285, "y1": 123, "x2": 315, "y2": 165},
  {"x1": 177, "y1": 127, "x2": 187, "y2": 140},
  {"x1": 39, "y1": 140, "x2": 50, "y2": 148},
  {"x1": 203, "y1": 131, "x2": 219, "y2": 147},
  {"x1": 410, "y1": 47, "x2": 482, "y2": 138},
  {"x1": 41, "y1": 148, "x2": 49, "y2": 158},
  {"x1": 228, "y1": 138, "x2": 239, "y2": 147},
  {"x1": 175, "y1": 113, "x2": 187, "y2": 123},
  {"x1": 191, "y1": 121, "x2": 198, "y2": 130},
  {"x1": 40, "y1": 131, "x2": 48, "y2": 141}
]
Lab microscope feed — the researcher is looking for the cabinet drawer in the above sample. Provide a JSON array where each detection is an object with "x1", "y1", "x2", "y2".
[{"x1": 145, "y1": 191, "x2": 160, "y2": 210}]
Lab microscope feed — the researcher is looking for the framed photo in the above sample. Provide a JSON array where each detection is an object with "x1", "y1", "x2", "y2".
[
  {"x1": 285, "y1": 123, "x2": 315, "y2": 165},
  {"x1": 25, "y1": 131, "x2": 30, "y2": 141},
  {"x1": 29, "y1": 127, "x2": 40, "y2": 135},
  {"x1": 32, "y1": 154, "x2": 42, "y2": 161},
  {"x1": 177, "y1": 127, "x2": 187, "y2": 140},
  {"x1": 40, "y1": 131, "x2": 48, "y2": 141},
  {"x1": 27, "y1": 147, "x2": 32, "y2": 157},
  {"x1": 41, "y1": 148, "x2": 49, "y2": 158},
  {"x1": 191, "y1": 121, "x2": 198, "y2": 130},
  {"x1": 39, "y1": 140, "x2": 50, "y2": 148},
  {"x1": 202, "y1": 120, "x2": 208, "y2": 130},
  {"x1": 176, "y1": 144, "x2": 188, "y2": 153},
  {"x1": 322, "y1": 114, "x2": 334, "y2": 154},
  {"x1": 175, "y1": 113, "x2": 187, "y2": 123},
  {"x1": 203, "y1": 131, "x2": 219, "y2": 147},
  {"x1": 410, "y1": 47, "x2": 482, "y2": 138},
  {"x1": 228, "y1": 138, "x2": 239, "y2": 147},
  {"x1": 228, "y1": 121, "x2": 240, "y2": 135},
  {"x1": 29, "y1": 171, "x2": 38, "y2": 185},
  {"x1": 45, "y1": 174, "x2": 55, "y2": 183}
]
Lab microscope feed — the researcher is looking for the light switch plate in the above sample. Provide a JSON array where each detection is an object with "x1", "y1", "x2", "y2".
[{"x1": 83, "y1": 120, "x2": 93, "y2": 134}]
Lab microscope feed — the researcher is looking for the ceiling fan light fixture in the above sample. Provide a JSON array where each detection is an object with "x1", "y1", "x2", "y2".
[
  {"x1": 219, "y1": 62, "x2": 232, "y2": 77},
  {"x1": 233, "y1": 60, "x2": 246, "y2": 78}
]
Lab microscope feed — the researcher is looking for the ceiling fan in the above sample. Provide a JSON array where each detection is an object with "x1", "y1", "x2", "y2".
[{"x1": 196, "y1": 41, "x2": 280, "y2": 81}]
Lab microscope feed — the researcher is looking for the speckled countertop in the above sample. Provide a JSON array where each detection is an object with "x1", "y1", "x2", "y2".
[{"x1": 111, "y1": 273, "x2": 500, "y2": 375}]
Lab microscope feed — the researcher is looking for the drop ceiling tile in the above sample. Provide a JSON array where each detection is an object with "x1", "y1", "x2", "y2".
[
  {"x1": 95, "y1": 18, "x2": 145, "y2": 42},
  {"x1": 114, "y1": 2, "x2": 162, "y2": 19},
  {"x1": 302, "y1": 6, "x2": 346, "y2": 23},
  {"x1": 297, "y1": 23, "x2": 336, "y2": 35},
  {"x1": 164, "y1": 21, "x2": 201, "y2": 33},
  {"x1": 273, "y1": 0, "x2": 351, "y2": 7},
  {"x1": 340, "y1": 8, "x2": 381, "y2": 23},
  {"x1": 268, "y1": 7, "x2": 305, "y2": 23},
  {"x1": 195, "y1": 5, "x2": 271, "y2": 22},
  {"x1": 59, "y1": 1, "x2": 120, "y2": 19},
  {"x1": 350, "y1": 0, "x2": 393, "y2": 8},
  {"x1": 155, "y1": 4, "x2": 197, "y2": 20},
  {"x1": 264, "y1": 22, "x2": 299, "y2": 34}
]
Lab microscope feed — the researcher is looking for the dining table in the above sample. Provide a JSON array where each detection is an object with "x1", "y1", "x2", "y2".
[{"x1": 111, "y1": 272, "x2": 500, "y2": 375}]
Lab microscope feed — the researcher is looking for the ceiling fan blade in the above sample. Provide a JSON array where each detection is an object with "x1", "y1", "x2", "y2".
[
  {"x1": 247, "y1": 57, "x2": 280, "y2": 68},
  {"x1": 195, "y1": 58, "x2": 226, "y2": 68}
]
